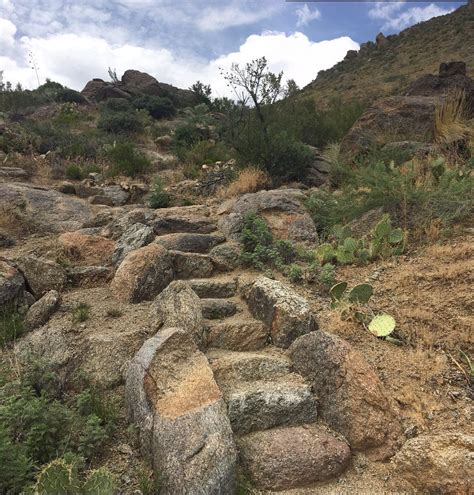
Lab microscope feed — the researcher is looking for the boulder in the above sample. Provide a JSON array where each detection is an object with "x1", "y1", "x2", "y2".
[
  {"x1": 209, "y1": 241, "x2": 242, "y2": 272},
  {"x1": 81, "y1": 79, "x2": 130, "y2": 102},
  {"x1": 238, "y1": 425, "x2": 351, "y2": 491},
  {"x1": 111, "y1": 243, "x2": 173, "y2": 303},
  {"x1": 244, "y1": 276, "x2": 317, "y2": 348},
  {"x1": 289, "y1": 330, "x2": 402, "y2": 459},
  {"x1": 187, "y1": 278, "x2": 237, "y2": 299},
  {"x1": 155, "y1": 233, "x2": 225, "y2": 254},
  {"x1": 152, "y1": 216, "x2": 216, "y2": 235},
  {"x1": 149, "y1": 281, "x2": 204, "y2": 348},
  {"x1": 101, "y1": 185, "x2": 129, "y2": 206},
  {"x1": 66, "y1": 266, "x2": 113, "y2": 286},
  {"x1": 0, "y1": 230, "x2": 15, "y2": 248},
  {"x1": 59, "y1": 232, "x2": 115, "y2": 266},
  {"x1": 171, "y1": 251, "x2": 214, "y2": 279},
  {"x1": 205, "y1": 318, "x2": 268, "y2": 351},
  {"x1": 125, "y1": 327, "x2": 237, "y2": 494},
  {"x1": 218, "y1": 189, "x2": 318, "y2": 243},
  {"x1": 0, "y1": 259, "x2": 25, "y2": 306},
  {"x1": 305, "y1": 146, "x2": 332, "y2": 187},
  {"x1": 25, "y1": 290, "x2": 60, "y2": 330},
  {"x1": 340, "y1": 96, "x2": 439, "y2": 159},
  {"x1": 14, "y1": 255, "x2": 66, "y2": 298},
  {"x1": 0, "y1": 167, "x2": 29, "y2": 180},
  {"x1": 112, "y1": 223, "x2": 155, "y2": 265},
  {"x1": 0, "y1": 183, "x2": 93, "y2": 233},
  {"x1": 392, "y1": 433, "x2": 474, "y2": 494}
]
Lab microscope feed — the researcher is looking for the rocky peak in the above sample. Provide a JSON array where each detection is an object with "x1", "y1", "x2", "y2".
[{"x1": 376, "y1": 32, "x2": 388, "y2": 47}]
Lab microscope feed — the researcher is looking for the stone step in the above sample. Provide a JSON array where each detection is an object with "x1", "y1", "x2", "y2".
[
  {"x1": 221, "y1": 379, "x2": 317, "y2": 435},
  {"x1": 171, "y1": 251, "x2": 214, "y2": 279},
  {"x1": 155, "y1": 233, "x2": 225, "y2": 254},
  {"x1": 207, "y1": 348, "x2": 290, "y2": 383},
  {"x1": 152, "y1": 215, "x2": 217, "y2": 235},
  {"x1": 238, "y1": 424, "x2": 351, "y2": 491},
  {"x1": 188, "y1": 277, "x2": 238, "y2": 299},
  {"x1": 201, "y1": 298, "x2": 238, "y2": 320},
  {"x1": 205, "y1": 316, "x2": 269, "y2": 351}
]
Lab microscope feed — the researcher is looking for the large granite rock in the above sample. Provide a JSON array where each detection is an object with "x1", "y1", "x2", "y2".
[
  {"x1": 111, "y1": 244, "x2": 173, "y2": 303},
  {"x1": 125, "y1": 327, "x2": 237, "y2": 494},
  {"x1": 0, "y1": 259, "x2": 25, "y2": 306},
  {"x1": 238, "y1": 425, "x2": 351, "y2": 491},
  {"x1": 289, "y1": 330, "x2": 403, "y2": 459},
  {"x1": 244, "y1": 276, "x2": 317, "y2": 348},
  {"x1": 112, "y1": 223, "x2": 155, "y2": 266},
  {"x1": 0, "y1": 183, "x2": 93, "y2": 233},
  {"x1": 392, "y1": 432, "x2": 474, "y2": 494},
  {"x1": 218, "y1": 189, "x2": 318, "y2": 243},
  {"x1": 25, "y1": 290, "x2": 60, "y2": 330},
  {"x1": 14, "y1": 255, "x2": 66, "y2": 299},
  {"x1": 149, "y1": 281, "x2": 204, "y2": 348},
  {"x1": 155, "y1": 233, "x2": 225, "y2": 254},
  {"x1": 81, "y1": 79, "x2": 130, "y2": 102}
]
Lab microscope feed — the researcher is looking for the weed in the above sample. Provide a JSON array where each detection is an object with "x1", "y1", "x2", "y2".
[
  {"x1": 0, "y1": 308, "x2": 25, "y2": 346},
  {"x1": 148, "y1": 177, "x2": 171, "y2": 209},
  {"x1": 288, "y1": 264, "x2": 304, "y2": 283},
  {"x1": 319, "y1": 263, "x2": 336, "y2": 287},
  {"x1": 72, "y1": 303, "x2": 90, "y2": 323},
  {"x1": 65, "y1": 164, "x2": 83, "y2": 180}
]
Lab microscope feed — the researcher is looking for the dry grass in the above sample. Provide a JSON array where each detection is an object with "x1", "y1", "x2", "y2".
[
  {"x1": 435, "y1": 89, "x2": 474, "y2": 147},
  {"x1": 220, "y1": 167, "x2": 270, "y2": 198}
]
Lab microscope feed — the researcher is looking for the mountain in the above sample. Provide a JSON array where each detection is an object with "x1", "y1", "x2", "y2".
[{"x1": 301, "y1": 1, "x2": 474, "y2": 106}]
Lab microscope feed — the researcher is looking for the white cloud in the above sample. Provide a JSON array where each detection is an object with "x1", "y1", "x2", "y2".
[
  {"x1": 0, "y1": 17, "x2": 17, "y2": 47},
  {"x1": 368, "y1": 1, "x2": 454, "y2": 32},
  {"x1": 1, "y1": 30, "x2": 358, "y2": 95},
  {"x1": 295, "y1": 4, "x2": 321, "y2": 27}
]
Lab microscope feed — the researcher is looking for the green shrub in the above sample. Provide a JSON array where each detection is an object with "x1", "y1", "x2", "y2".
[
  {"x1": 65, "y1": 164, "x2": 84, "y2": 180},
  {"x1": 72, "y1": 303, "x2": 90, "y2": 323},
  {"x1": 133, "y1": 95, "x2": 176, "y2": 120},
  {"x1": 185, "y1": 140, "x2": 231, "y2": 166},
  {"x1": 101, "y1": 98, "x2": 132, "y2": 113},
  {"x1": 172, "y1": 124, "x2": 204, "y2": 160},
  {"x1": 107, "y1": 142, "x2": 150, "y2": 177},
  {"x1": 319, "y1": 263, "x2": 336, "y2": 287},
  {"x1": 288, "y1": 264, "x2": 304, "y2": 282},
  {"x1": 98, "y1": 111, "x2": 144, "y2": 135},
  {"x1": 0, "y1": 308, "x2": 25, "y2": 346},
  {"x1": 148, "y1": 177, "x2": 170, "y2": 209},
  {"x1": 55, "y1": 88, "x2": 86, "y2": 104}
]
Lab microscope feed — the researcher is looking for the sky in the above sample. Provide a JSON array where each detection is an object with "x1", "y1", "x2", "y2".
[{"x1": 0, "y1": 0, "x2": 466, "y2": 96}]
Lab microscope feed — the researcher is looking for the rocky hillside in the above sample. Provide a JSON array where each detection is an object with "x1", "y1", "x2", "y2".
[{"x1": 302, "y1": 1, "x2": 474, "y2": 106}]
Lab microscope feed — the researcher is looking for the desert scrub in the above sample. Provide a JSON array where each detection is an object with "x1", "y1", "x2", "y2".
[
  {"x1": 0, "y1": 361, "x2": 117, "y2": 493},
  {"x1": 0, "y1": 308, "x2": 26, "y2": 346},
  {"x1": 72, "y1": 303, "x2": 90, "y2": 323},
  {"x1": 221, "y1": 167, "x2": 270, "y2": 198},
  {"x1": 106, "y1": 142, "x2": 151, "y2": 177},
  {"x1": 148, "y1": 177, "x2": 171, "y2": 209}
]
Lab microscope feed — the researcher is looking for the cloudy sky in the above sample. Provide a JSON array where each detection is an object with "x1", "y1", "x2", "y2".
[{"x1": 0, "y1": 0, "x2": 464, "y2": 96}]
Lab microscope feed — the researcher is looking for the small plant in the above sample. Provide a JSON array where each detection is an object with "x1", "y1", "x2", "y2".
[
  {"x1": 369, "y1": 214, "x2": 405, "y2": 259},
  {"x1": 105, "y1": 308, "x2": 123, "y2": 318},
  {"x1": 222, "y1": 167, "x2": 270, "y2": 198},
  {"x1": 318, "y1": 263, "x2": 336, "y2": 287},
  {"x1": 148, "y1": 177, "x2": 170, "y2": 209},
  {"x1": 65, "y1": 164, "x2": 83, "y2": 180},
  {"x1": 72, "y1": 303, "x2": 90, "y2": 323},
  {"x1": 288, "y1": 264, "x2": 304, "y2": 283},
  {"x1": 329, "y1": 282, "x2": 400, "y2": 343},
  {"x1": 0, "y1": 308, "x2": 25, "y2": 346}
]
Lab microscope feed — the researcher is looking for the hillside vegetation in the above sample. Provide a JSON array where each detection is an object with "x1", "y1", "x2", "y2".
[{"x1": 302, "y1": 3, "x2": 474, "y2": 105}]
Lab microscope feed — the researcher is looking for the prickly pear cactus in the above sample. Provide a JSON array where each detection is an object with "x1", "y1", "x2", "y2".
[
  {"x1": 35, "y1": 459, "x2": 78, "y2": 495},
  {"x1": 348, "y1": 284, "x2": 373, "y2": 304},
  {"x1": 82, "y1": 468, "x2": 116, "y2": 495},
  {"x1": 369, "y1": 314, "x2": 396, "y2": 337}
]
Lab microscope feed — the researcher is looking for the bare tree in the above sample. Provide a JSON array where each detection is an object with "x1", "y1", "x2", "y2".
[{"x1": 221, "y1": 57, "x2": 283, "y2": 148}]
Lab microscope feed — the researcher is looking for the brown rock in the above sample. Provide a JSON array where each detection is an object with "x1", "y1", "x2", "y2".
[
  {"x1": 125, "y1": 327, "x2": 237, "y2": 493},
  {"x1": 209, "y1": 241, "x2": 242, "y2": 272},
  {"x1": 206, "y1": 318, "x2": 268, "y2": 351},
  {"x1": 25, "y1": 290, "x2": 60, "y2": 330},
  {"x1": 155, "y1": 233, "x2": 225, "y2": 254},
  {"x1": 244, "y1": 276, "x2": 317, "y2": 348},
  {"x1": 289, "y1": 330, "x2": 403, "y2": 459},
  {"x1": 111, "y1": 243, "x2": 173, "y2": 303},
  {"x1": 0, "y1": 259, "x2": 25, "y2": 306},
  {"x1": 393, "y1": 433, "x2": 474, "y2": 494},
  {"x1": 171, "y1": 251, "x2": 214, "y2": 279},
  {"x1": 238, "y1": 425, "x2": 351, "y2": 490},
  {"x1": 59, "y1": 231, "x2": 115, "y2": 266},
  {"x1": 15, "y1": 255, "x2": 66, "y2": 298}
]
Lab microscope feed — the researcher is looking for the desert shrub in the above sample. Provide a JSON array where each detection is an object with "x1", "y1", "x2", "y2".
[
  {"x1": 133, "y1": 95, "x2": 176, "y2": 120},
  {"x1": 65, "y1": 164, "x2": 83, "y2": 180},
  {"x1": 148, "y1": 177, "x2": 170, "y2": 209},
  {"x1": 222, "y1": 167, "x2": 270, "y2": 197},
  {"x1": 185, "y1": 140, "x2": 231, "y2": 166},
  {"x1": 172, "y1": 124, "x2": 203, "y2": 160},
  {"x1": 107, "y1": 142, "x2": 150, "y2": 177},
  {"x1": 288, "y1": 264, "x2": 304, "y2": 282},
  {"x1": 101, "y1": 98, "x2": 132, "y2": 113},
  {"x1": 72, "y1": 303, "x2": 90, "y2": 323},
  {"x1": 0, "y1": 361, "x2": 117, "y2": 493},
  {"x1": 55, "y1": 88, "x2": 86, "y2": 104},
  {"x1": 97, "y1": 110, "x2": 144, "y2": 135},
  {"x1": 0, "y1": 308, "x2": 25, "y2": 346}
]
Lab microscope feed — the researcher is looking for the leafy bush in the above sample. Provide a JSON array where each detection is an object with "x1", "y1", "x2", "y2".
[
  {"x1": 55, "y1": 88, "x2": 87, "y2": 104},
  {"x1": 98, "y1": 110, "x2": 144, "y2": 135},
  {"x1": 288, "y1": 264, "x2": 304, "y2": 282},
  {"x1": 107, "y1": 142, "x2": 150, "y2": 177},
  {"x1": 0, "y1": 308, "x2": 25, "y2": 346},
  {"x1": 101, "y1": 98, "x2": 132, "y2": 113},
  {"x1": 65, "y1": 164, "x2": 83, "y2": 180},
  {"x1": 185, "y1": 140, "x2": 231, "y2": 166},
  {"x1": 133, "y1": 95, "x2": 176, "y2": 120},
  {"x1": 0, "y1": 361, "x2": 117, "y2": 493},
  {"x1": 172, "y1": 124, "x2": 204, "y2": 160},
  {"x1": 148, "y1": 177, "x2": 170, "y2": 209}
]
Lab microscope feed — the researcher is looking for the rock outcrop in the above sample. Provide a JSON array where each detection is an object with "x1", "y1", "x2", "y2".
[
  {"x1": 125, "y1": 327, "x2": 237, "y2": 494},
  {"x1": 0, "y1": 259, "x2": 25, "y2": 306},
  {"x1": 111, "y1": 244, "x2": 173, "y2": 303},
  {"x1": 289, "y1": 330, "x2": 403, "y2": 459},
  {"x1": 14, "y1": 255, "x2": 66, "y2": 298},
  {"x1": 218, "y1": 189, "x2": 318, "y2": 243},
  {"x1": 25, "y1": 290, "x2": 60, "y2": 330}
]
